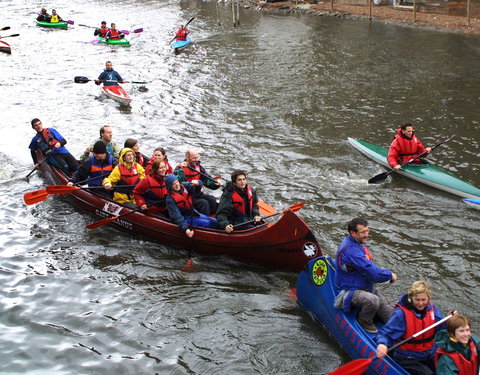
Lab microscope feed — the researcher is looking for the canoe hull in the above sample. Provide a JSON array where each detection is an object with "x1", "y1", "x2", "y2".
[
  {"x1": 463, "y1": 198, "x2": 480, "y2": 210},
  {"x1": 35, "y1": 20, "x2": 69, "y2": 29},
  {"x1": 0, "y1": 40, "x2": 11, "y2": 54},
  {"x1": 172, "y1": 37, "x2": 191, "y2": 51},
  {"x1": 102, "y1": 85, "x2": 131, "y2": 106},
  {"x1": 37, "y1": 161, "x2": 322, "y2": 271},
  {"x1": 348, "y1": 137, "x2": 480, "y2": 199},
  {"x1": 296, "y1": 256, "x2": 410, "y2": 375},
  {"x1": 97, "y1": 36, "x2": 131, "y2": 47}
]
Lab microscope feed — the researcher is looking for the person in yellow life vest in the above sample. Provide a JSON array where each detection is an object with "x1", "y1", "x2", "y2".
[
  {"x1": 102, "y1": 148, "x2": 145, "y2": 208},
  {"x1": 50, "y1": 9, "x2": 63, "y2": 23}
]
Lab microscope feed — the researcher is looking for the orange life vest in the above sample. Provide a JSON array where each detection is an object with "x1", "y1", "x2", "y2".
[{"x1": 397, "y1": 304, "x2": 436, "y2": 352}]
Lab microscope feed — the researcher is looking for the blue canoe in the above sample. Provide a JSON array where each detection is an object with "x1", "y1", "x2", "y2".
[
  {"x1": 296, "y1": 256, "x2": 409, "y2": 375},
  {"x1": 171, "y1": 36, "x2": 191, "y2": 52},
  {"x1": 463, "y1": 198, "x2": 480, "y2": 210}
]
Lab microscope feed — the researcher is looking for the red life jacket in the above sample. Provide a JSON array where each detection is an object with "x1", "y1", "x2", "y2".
[
  {"x1": 108, "y1": 29, "x2": 121, "y2": 39},
  {"x1": 176, "y1": 29, "x2": 188, "y2": 41},
  {"x1": 136, "y1": 153, "x2": 145, "y2": 167},
  {"x1": 89, "y1": 155, "x2": 114, "y2": 186},
  {"x1": 99, "y1": 27, "x2": 109, "y2": 37},
  {"x1": 169, "y1": 189, "x2": 193, "y2": 210},
  {"x1": 231, "y1": 186, "x2": 253, "y2": 215},
  {"x1": 396, "y1": 304, "x2": 436, "y2": 351},
  {"x1": 41, "y1": 128, "x2": 59, "y2": 148},
  {"x1": 435, "y1": 340, "x2": 478, "y2": 375},
  {"x1": 392, "y1": 130, "x2": 425, "y2": 163},
  {"x1": 180, "y1": 164, "x2": 201, "y2": 182},
  {"x1": 116, "y1": 163, "x2": 140, "y2": 194}
]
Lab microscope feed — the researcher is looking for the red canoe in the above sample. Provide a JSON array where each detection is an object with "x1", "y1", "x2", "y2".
[
  {"x1": 102, "y1": 85, "x2": 131, "y2": 106},
  {"x1": 0, "y1": 40, "x2": 11, "y2": 54},
  {"x1": 36, "y1": 161, "x2": 322, "y2": 271}
]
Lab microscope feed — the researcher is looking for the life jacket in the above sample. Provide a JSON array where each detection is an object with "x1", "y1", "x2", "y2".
[
  {"x1": 115, "y1": 163, "x2": 140, "y2": 195},
  {"x1": 396, "y1": 304, "x2": 436, "y2": 352},
  {"x1": 231, "y1": 186, "x2": 253, "y2": 216},
  {"x1": 143, "y1": 175, "x2": 168, "y2": 209},
  {"x1": 50, "y1": 14, "x2": 60, "y2": 23},
  {"x1": 107, "y1": 29, "x2": 121, "y2": 39},
  {"x1": 435, "y1": 341, "x2": 478, "y2": 375},
  {"x1": 136, "y1": 153, "x2": 145, "y2": 167},
  {"x1": 337, "y1": 245, "x2": 373, "y2": 272},
  {"x1": 181, "y1": 164, "x2": 201, "y2": 182},
  {"x1": 36, "y1": 128, "x2": 58, "y2": 151},
  {"x1": 393, "y1": 130, "x2": 424, "y2": 163},
  {"x1": 89, "y1": 155, "x2": 114, "y2": 186},
  {"x1": 169, "y1": 188, "x2": 193, "y2": 211},
  {"x1": 98, "y1": 27, "x2": 109, "y2": 37},
  {"x1": 176, "y1": 29, "x2": 188, "y2": 41}
]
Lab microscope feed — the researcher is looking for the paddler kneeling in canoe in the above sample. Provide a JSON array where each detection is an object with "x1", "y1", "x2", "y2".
[
  {"x1": 164, "y1": 174, "x2": 219, "y2": 238},
  {"x1": 216, "y1": 170, "x2": 262, "y2": 233}
]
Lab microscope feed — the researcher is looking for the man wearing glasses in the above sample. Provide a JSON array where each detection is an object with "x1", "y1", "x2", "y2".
[{"x1": 387, "y1": 123, "x2": 432, "y2": 170}]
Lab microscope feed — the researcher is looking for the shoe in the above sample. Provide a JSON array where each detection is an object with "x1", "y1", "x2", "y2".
[{"x1": 359, "y1": 319, "x2": 378, "y2": 334}]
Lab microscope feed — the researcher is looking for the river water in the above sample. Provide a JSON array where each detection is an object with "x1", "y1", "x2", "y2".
[{"x1": 1, "y1": 0, "x2": 479, "y2": 373}]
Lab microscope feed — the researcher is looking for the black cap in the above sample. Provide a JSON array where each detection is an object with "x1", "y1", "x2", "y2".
[
  {"x1": 93, "y1": 141, "x2": 107, "y2": 154},
  {"x1": 101, "y1": 21, "x2": 107, "y2": 24}
]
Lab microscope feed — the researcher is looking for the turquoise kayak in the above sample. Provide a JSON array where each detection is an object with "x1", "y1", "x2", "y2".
[
  {"x1": 35, "y1": 20, "x2": 68, "y2": 29},
  {"x1": 171, "y1": 36, "x2": 191, "y2": 52},
  {"x1": 348, "y1": 137, "x2": 480, "y2": 199}
]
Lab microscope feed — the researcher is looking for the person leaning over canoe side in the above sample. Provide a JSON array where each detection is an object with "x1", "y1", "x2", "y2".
[
  {"x1": 334, "y1": 217, "x2": 397, "y2": 334},
  {"x1": 133, "y1": 159, "x2": 169, "y2": 217},
  {"x1": 165, "y1": 174, "x2": 219, "y2": 238},
  {"x1": 174, "y1": 25, "x2": 189, "y2": 41},
  {"x1": 80, "y1": 125, "x2": 121, "y2": 162},
  {"x1": 216, "y1": 170, "x2": 261, "y2": 233},
  {"x1": 387, "y1": 123, "x2": 432, "y2": 170},
  {"x1": 102, "y1": 147, "x2": 145, "y2": 208},
  {"x1": 124, "y1": 138, "x2": 148, "y2": 168},
  {"x1": 375, "y1": 280, "x2": 447, "y2": 375},
  {"x1": 28, "y1": 118, "x2": 79, "y2": 175},
  {"x1": 174, "y1": 149, "x2": 223, "y2": 216},
  {"x1": 49, "y1": 9, "x2": 63, "y2": 23},
  {"x1": 67, "y1": 141, "x2": 117, "y2": 198},
  {"x1": 94, "y1": 21, "x2": 109, "y2": 37},
  {"x1": 95, "y1": 61, "x2": 125, "y2": 87},
  {"x1": 104, "y1": 23, "x2": 124, "y2": 41},
  {"x1": 36, "y1": 8, "x2": 50, "y2": 22},
  {"x1": 435, "y1": 314, "x2": 480, "y2": 375},
  {"x1": 145, "y1": 147, "x2": 173, "y2": 175}
]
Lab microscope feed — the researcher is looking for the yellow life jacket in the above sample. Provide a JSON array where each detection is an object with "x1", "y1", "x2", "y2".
[{"x1": 50, "y1": 14, "x2": 59, "y2": 23}]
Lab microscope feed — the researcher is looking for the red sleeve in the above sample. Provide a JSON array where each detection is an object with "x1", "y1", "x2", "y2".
[
  {"x1": 387, "y1": 139, "x2": 400, "y2": 168},
  {"x1": 133, "y1": 178, "x2": 149, "y2": 207}
]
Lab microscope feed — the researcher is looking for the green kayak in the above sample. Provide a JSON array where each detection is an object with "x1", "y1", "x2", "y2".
[
  {"x1": 35, "y1": 20, "x2": 69, "y2": 29},
  {"x1": 348, "y1": 137, "x2": 480, "y2": 199},
  {"x1": 97, "y1": 37, "x2": 131, "y2": 47}
]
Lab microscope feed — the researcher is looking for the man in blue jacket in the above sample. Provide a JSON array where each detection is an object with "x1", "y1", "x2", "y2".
[
  {"x1": 334, "y1": 217, "x2": 397, "y2": 333},
  {"x1": 95, "y1": 61, "x2": 125, "y2": 87}
]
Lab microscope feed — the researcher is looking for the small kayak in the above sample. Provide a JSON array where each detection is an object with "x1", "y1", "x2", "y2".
[
  {"x1": 171, "y1": 36, "x2": 191, "y2": 52},
  {"x1": 0, "y1": 40, "x2": 11, "y2": 54},
  {"x1": 463, "y1": 198, "x2": 480, "y2": 210},
  {"x1": 96, "y1": 36, "x2": 131, "y2": 47},
  {"x1": 35, "y1": 20, "x2": 69, "y2": 29},
  {"x1": 296, "y1": 256, "x2": 410, "y2": 375},
  {"x1": 348, "y1": 137, "x2": 480, "y2": 199},
  {"x1": 102, "y1": 85, "x2": 131, "y2": 106}
]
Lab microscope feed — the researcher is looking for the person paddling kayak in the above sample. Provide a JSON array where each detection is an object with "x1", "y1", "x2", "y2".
[
  {"x1": 387, "y1": 123, "x2": 432, "y2": 170},
  {"x1": 174, "y1": 24, "x2": 189, "y2": 41},
  {"x1": 95, "y1": 61, "x2": 125, "y2": 87},
  {"x1": 104, "y1": 23, "x2": 124, "y2": 41},
  {"x1": 49, "y1": 9, "x2": 63, "y2": 23},
  {"x1": 94, "y1": 21, "x2": 109, "y2": 37}
]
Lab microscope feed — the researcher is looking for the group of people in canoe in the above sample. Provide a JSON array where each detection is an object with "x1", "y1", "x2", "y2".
[
  {"x1": 93, "y1": 21, "x2": 125, "y2": 41},
  {"x1": 334, "y1": 217, "x2": 478, "y2": 375},
  {"x1": 36, "y1": 8, "x2": 63, "y2": 23},
  {"x1": 28, "y1": 119, "x2": 262, "y2": 238}
]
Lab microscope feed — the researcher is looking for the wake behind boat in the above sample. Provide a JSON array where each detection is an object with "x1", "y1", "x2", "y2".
[
  {"x1": 296, "y1": 256, "x2": 410, "y2": 375},
  {"x1": 102, "y1": 85, "x2": 131, "y2": 106},
  {"x1": 348, "y1": 137, "x2": 480, "y2": 199},
  {"x1": 32, "y1": 159, "x2": 322, "y2": 271}
]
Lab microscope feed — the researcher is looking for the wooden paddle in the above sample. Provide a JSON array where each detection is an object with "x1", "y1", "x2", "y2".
[
  {"x1": 169, "y1": 16, "x2": 195, "y2": 44},
  {"x1": 368, "y1": 135, "x2": 455, "y2": 184},
  {"x1": 74, "y1": 76, "x2": 148, "y2": 84},
  {"x1": 23, "y1": 189, "x2": 49, "y2": 205},
  {"x1": 232, "y1": 202, "x2": 304, "y2": 228},
  {"x1": 327, "y1": 314, "x2": 453, "y2": 375}
]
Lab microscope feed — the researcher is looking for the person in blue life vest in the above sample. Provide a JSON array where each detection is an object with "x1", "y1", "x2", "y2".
[
  {"x1": 67, "y1": 141, "x2": 118, "y2": 198},
  {"x1": 36, "y1": 8, "x2": 50, "y2": 22},
  {"x1": 104, "y1": 23, "x2": 124, "y2": 40},
  {"x1": 216, "y1": 170, "x2": 261, "y2": 233},
  {"x1": 80, "y1": 125, "x2": 121, "y2": 163},
  {"x1": 435, "y1": 314, "x2": 479, "y2": 375},
  {"x1": 49, "y1": 9, "x2": 63, "y2": 23},
  {"x1": 334, "y1": 217, "x2": 397, "y2": 334},
  {"x1": 387, "y1": 123, "x2": 432, "y2": 170},
  {"x1": 95, "y1": 61, "x2": 125, "y2": 87},
  {"x1": 164, "y1": 174, "x2": 219, "y2": 238},
  {"x1": 28, "y1": 118, "x2": 79, "y2": 174},
  {"x1": 375, "y1": 280, "x2": 447, "y2": 375},
  {"x1": 94, "y1": 21, "x2": 109, "y2": 37}
]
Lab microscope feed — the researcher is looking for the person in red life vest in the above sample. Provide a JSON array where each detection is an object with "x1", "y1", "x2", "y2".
[
  {"x1": 174, "y1": 149, "x2": 223, "y2": 216},
  {"x1": 49, "y1": 9, "x2": 63, "y2": 23},
  {"x1": 37, "y1": 8, "x2": 51, "y2": 22},
  {"x1": 175, "y1": 25, "x2": 189, "y2": 41},
  {"x1": 145, "y1": 147, "x2": 173, "y2": 175},
  {"x1": 67, "y1": 141, "x2": 118, "y2": 198},
  {"x1": 164, "y1": 174, "x2": 219, "y2": 238},
  {"x1": 216, "y1": 170, "x2": 261, "y2": 233},
  {"x1": 387, "y1": 123, "x2": 432, "y2": 170},
  {"x1": 94, "y1": 21, "x2": 109, "y2": 37},
  {"x1": 375, "y1": 280, "x2": 446, "y2": 375},
  {"x1": 102, "y1": 147, "x2": 145, "y2": 208},
  {"x1": 133, "y1": 159, "x2": 169, "y2": 217},
  {"x1": 435, "y1": 314, "x2": 479, "y2": 375},
  {"x1": 124, "y1": 138, "x2": 148, "y2": 168},
  {"x1": 105, "y1": 23, "x2": 124, "y2": 40},
  {"x1": 334, "y1": 218, "x2": 397, "y2": 334},
  {"x1": 28, "y1": 118, "x2": 79, "y2": 175}
]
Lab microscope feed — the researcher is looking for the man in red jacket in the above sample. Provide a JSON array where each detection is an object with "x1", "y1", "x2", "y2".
[{"x1": 387, "y1": 123, "x2": 432, "y2": 170}]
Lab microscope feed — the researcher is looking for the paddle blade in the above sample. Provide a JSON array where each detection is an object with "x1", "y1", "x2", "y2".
[
  {"x1": 86, "y1": 216, "x2": 119, "y2": 229},
  {"x1": 66, "y1": 20, "x2": 74, "y2": 25},
  {"x1": 258, "y1": 200, "x2": 276, "y2": 216},
  {"x1": 45, "y1": 185, "x2": 80, "y2": 194},
  {"x1": 289, "y1": 202, "x2": 304, "y2": 212},
  {"x1": 133, "y1": 28, "x2": 143, "y2": 33},
  {"x1": 368, "y1": 171, "x2": 391, "y2": 184},
  {"x1": 120, "y1": 30, "x2": 130, "y2": 35},
  {"x1": 74, "y1": 76, "x2": 90, "y2": 83},
  {"x1": 90, "y1": 39, "x2": 101, "y2": 44},
  {"x1": 328, "y1": 358, "x2": 372, "y2": 375},
  {"x1": 1, "y1": 26, "x2": 11, "y2": 31},
  {"x1": 23, "y1": 190, "x2": 49, "y2": 205}
]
